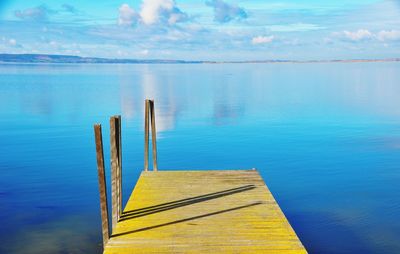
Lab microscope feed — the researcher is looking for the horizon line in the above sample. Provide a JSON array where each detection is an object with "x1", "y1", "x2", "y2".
[{"x1": 0, "y1": 53, "x2": 399, "y2": 64}]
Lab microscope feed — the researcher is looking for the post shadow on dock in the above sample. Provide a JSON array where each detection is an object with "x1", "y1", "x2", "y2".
[
  {"x1": 119, "y1": 184, "x2": 257, "y2": 221},
  {"x1": 111, "y1": 201, "x2": 263, "y2": 238}
]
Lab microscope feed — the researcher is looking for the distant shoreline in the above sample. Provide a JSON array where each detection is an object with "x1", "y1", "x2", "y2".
[{"x1": 0, "y1": 53, "x2": 399, "y2": 64}]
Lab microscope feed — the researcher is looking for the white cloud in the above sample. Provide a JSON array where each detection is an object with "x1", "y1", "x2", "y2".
[
  {"x1": 377, "y1": 30, "x2": 400, "y2": 41},
  {"x1": 269, "y1": 23, "x2": 323, "y2": 32},
  {"x1": 49, "y1": 41, "x2": 57, "y2": 46},
  {"x1": 333, "y1": 29, "x2": 400, "y2": 43},
  {"x1": 14, "y1": 5, "x2": 54, "y2": 21},
  {"x1": 3, "y1": 38, "x2": 22, "y2": 48},
  {"x1": 342, "y1": 29, "x2": 373, "y2": 41},
  {"x1": 141, "y1": 0, "x2": 172, "y2": 24},
  {"x1": 9, "y1": 39, "x2": 17, "y2": 46},
  {"x1": 205, "y1": 0, "x2": 247, "y2": 23},
  {"x1": 140, "y1": 0, "x2": 188, "y2": 25},
  {"x1": 118, "y1": 0, "x2": 188, "y2": 26},
  {"x1": 252, "y1": 35, "x2": 274, "y2": 45},
  {"x1": 140, "y1": 49, "x2": 149, "y2": 55},
  {"x1": 118, "y1": 4, "x2": 138, "y2": 26}
]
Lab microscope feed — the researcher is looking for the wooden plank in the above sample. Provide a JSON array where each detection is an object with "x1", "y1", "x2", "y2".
[
  {"x1": 149, "y1": 100, "x2": 158, "y2": 171},
  {"x1": 110, "y1": 116, "x2": 121, "y2": 230},
  {"x1": 104, "y1": 170, "x2": 307, "y2": 253},
  {"x1": 93, "y1": 124, "x2": 110, "y2": 247},
  {"x1": 144, "y1": 100, "x2": 150, "y2": 171}
]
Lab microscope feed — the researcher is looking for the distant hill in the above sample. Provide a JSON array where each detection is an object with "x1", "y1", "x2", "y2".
[
  {"x1": 0, "y1": 54, "x2": 203, "y2": 64},
  {"x1": 0, "y1": 53, "x2": 399, "y2": 64}
]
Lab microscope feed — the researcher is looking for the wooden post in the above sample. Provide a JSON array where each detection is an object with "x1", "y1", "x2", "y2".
[
  {"x1": 110, "y1": 116, "x2": 122, "y2": 230},
  {"x1": 149, "y1": 100, "x2": 158, "y2": 171},
  {"x1": 117, "y1": 115, "x2": 122, "y2": 218},
  {"x1": 144, "y1": 99, "x2": 150, "y2": 171},
  {"x1": 94, "y1": 124, "x2": 110, "y2": 247}
]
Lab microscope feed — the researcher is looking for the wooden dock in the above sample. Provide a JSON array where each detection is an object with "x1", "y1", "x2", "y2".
[{"x1": 94, "y1": 100, "x2": 307, "y2": 253}]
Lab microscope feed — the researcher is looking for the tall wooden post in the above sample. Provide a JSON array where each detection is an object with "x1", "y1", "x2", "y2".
[
  {"x1": 94, "y1": 124, "x2": 110, "y2": 247},
  {"x1": 149, "y1": 100, "x2": 158, "y2": 171},
  {"x1": 117, "y1": 115, "x2": 122, "y2": 217},
  {"x1": 110, "y1": 116, "x2": 122, "y2": 230},
  {"x1": 144, "y1": 100, "x2": 150, "y2": 171}
]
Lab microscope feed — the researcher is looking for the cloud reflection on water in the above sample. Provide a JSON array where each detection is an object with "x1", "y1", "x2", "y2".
[{"x1": 1, "y1": 62, "x2": 400, "y2": 253}]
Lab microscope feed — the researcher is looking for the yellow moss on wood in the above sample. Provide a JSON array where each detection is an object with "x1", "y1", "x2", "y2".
[{"x1": 104, "y1": 170, "x2": 307, "y2": 254}]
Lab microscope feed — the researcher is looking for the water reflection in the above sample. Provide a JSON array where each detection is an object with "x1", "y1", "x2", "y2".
[
  {"x1": 19, "y1": 84, "x2": 53, "y2": 116},
  {"x1": 0, "y1": 62, "x2": 400, "y2": 254},
  {"x1": 118, "y1": 65, "x2": 183, "y2": 132}
]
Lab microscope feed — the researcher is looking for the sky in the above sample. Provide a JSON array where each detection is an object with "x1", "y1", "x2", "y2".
[{"x1": 0, "y1": 0, "x2": 399, "y2": 60}]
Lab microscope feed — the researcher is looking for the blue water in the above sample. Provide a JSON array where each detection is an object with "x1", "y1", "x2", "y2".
[{"x1": 0, "y1": 63, "x2": 399, "y2": 253}]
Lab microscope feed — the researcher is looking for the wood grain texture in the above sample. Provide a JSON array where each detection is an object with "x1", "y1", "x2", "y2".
[
  {"x1": 149, "y1": 100, "x2": 158, "y2": 171},
  {"x1": 110, "y1": 116, "x2": 122, "y2": 229},
  {"x1": 144, "y1": 100, "x2": 150, "y2": 171},
  {"x1": 117, "y1": 115, "x2": 122, "y2": 219},
  {"x1": 104, "y1": 170, "x2": 307, "y2": 253},
  {"x1": 94, "y1": 124, "x2": 110, "y2": 247}
]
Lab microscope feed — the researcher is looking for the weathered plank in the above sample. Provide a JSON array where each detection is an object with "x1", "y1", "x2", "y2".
[
  {"x1": 104, "y1": 170, "x2": 307, "y2": 253},
  {"x1": 94, "y1": 124, "x2": 110, "y2": 247}
]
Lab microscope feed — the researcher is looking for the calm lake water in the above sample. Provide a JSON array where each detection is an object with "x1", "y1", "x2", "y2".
[{"x1": 0, "y1": 62, "x2": 399, "y2": 253}]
